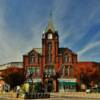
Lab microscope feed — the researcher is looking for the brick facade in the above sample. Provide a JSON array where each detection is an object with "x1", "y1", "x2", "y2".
[
  {"x1": 23, "y1": 20, "x2": 78, "y2": 92},
  {"x1": 23, "y1": 19, "x2": 100, "y2": 92}
]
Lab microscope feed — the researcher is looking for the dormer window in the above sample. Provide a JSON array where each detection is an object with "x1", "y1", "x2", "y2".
[{"x1": 48, "y1": 33, "x2": 52, "y2": 39}]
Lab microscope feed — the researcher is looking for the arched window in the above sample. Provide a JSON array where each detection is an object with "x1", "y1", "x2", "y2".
[
  {"x1": 29, "y1": 53, "x2": 35, "y2": 64},
  {"x1": 65, "y1": 66, "x2": 68, "y2": 77},
  {"x1": 48, "y1": 42, "x2": 52, "y2": 51},
  {"x1": 47, "y1": 42, "x2": 52, "y2": 63},
  {"x1": 69, "y1": 66, "x2": 73, "y2": 77},
  {"x1": 64, "y1": 54, "x2": 68, "y2": 63},
  {"x1": 61, "y1": 65, "x2": 68, "y2": 78}
]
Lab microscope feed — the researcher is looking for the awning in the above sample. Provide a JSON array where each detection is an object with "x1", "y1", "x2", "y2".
[
  {"x1": 58, "y1": 78, "x2": 77, "y2": 86},
  {"x1": 33, "y1": 78, "x2": 41, "y2": 83},
  {"x1": 58, "y1": 78, "x2": 77, "y2": 82},
  {"x1": 63, "y1": 82, "x2": 76, "y2": 85}
]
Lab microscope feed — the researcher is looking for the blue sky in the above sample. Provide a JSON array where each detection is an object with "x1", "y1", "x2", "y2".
[{"x1": 0, "y1": 0, "x2": 100, "y2": 64}]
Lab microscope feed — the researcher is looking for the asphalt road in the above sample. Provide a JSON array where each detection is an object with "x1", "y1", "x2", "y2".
[{"x1": 0, "y1": 96, "x2": 100, "y2": 100}]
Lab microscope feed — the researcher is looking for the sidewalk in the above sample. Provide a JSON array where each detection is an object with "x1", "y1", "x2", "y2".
[
  {"x1": 51, "y1": 92, "x2": 100, "y2": 99},
  {"x1": 0, "y1": 91, "x2": 24, "y2": 100},
  {"x1": 1, "y1": 91, "x2": 100, "y2": 99}
]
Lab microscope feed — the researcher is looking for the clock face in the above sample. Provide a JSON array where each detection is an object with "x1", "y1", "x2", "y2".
[{"x1": 48, "y1": 33, "x2": 52, "y2": 39}]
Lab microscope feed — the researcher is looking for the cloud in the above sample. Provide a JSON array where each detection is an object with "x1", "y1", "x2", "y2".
[
  {"x1": 0, "y1": 1, "x2": 33, "y2": 64},
  {"x1": 77, "y1": 41, "x2": 100, "y2": 56},
  {"x1": 53, "y1": 0, "x2": 100, "y2": 48},
  {"x1": 0, "y1": 0, "x2": 100, "y2": 64},
  {"x1": 0, "y1": 0, "x2": 51, "y2": 64}
]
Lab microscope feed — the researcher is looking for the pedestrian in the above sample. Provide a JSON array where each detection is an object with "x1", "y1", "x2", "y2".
[{"x1": 16, "y1": 85, "x2": 20, "y2": 98}]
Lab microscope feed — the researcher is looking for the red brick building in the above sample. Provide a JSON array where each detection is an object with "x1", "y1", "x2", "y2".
[
  {"x1": 23, "y1": 19, "x2": 100, "y2": 92},
  {"x1": 23, "y1": 19, "x2": 78, "y2": 92}
]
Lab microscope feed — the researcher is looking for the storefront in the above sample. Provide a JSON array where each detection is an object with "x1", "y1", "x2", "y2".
[{"x1": 58, "y1": 78, "x2": 77, "y2": 92}]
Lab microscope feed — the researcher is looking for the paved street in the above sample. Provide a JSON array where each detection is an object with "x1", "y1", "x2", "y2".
[{"x1": 0, "y1": 96, "x2": 100, "y2": 100}]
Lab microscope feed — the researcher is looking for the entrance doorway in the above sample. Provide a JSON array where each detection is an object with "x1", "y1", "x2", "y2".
[{"x1": 45, "y1": 79, "x2": 53, "y2": 92}]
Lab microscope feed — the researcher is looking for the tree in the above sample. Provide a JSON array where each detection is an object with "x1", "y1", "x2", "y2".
[
  {"x1": 3, "y1": 67, "x2": 25, "y2": 89},
  {"x1": 74, "y1": 62, "x2": 100, "y2": 88}
]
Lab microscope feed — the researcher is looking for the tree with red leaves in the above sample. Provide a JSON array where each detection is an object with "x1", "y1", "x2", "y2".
[
  {"x1": 74, "y1": 62, "x2": 100, "y2": 88},
  {"x1": 3, "y1": 67, "x2": 25, "y2": 89}
]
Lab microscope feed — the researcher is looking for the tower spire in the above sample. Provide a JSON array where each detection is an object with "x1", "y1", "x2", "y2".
[{"x1": 45, "y1": 10, "x2": 55, "y2": 33}]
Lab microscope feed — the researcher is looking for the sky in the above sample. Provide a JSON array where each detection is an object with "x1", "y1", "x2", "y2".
[{"x1": 0, "y1": 0, "x2": 100, "y2": 64}]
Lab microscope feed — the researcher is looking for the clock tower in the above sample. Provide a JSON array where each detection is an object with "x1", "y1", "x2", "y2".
[{"x1": 42, "y1": 17, "x2": 59, "y2": 92}]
